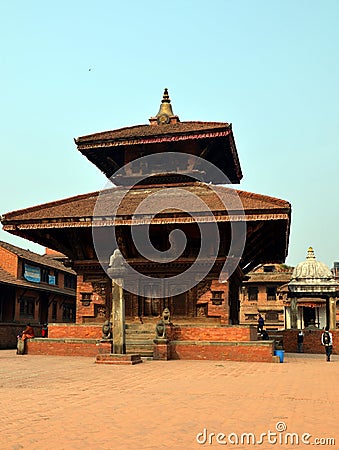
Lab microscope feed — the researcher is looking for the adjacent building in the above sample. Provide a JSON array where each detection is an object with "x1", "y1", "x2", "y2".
[
  {"x1": 240, "y1": 263, "x2": 293, "y2": 330},
  {"x1": 0, "y1": 241, "x2": 76, "y2": 347}
]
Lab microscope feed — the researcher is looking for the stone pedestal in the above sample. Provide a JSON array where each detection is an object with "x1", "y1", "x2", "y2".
[
  {"x1": 153, "y1": 338, "x2": 170, "y2": 360},
  {"x1": 95, "y1": 354, "x2": 142, "y2": 365}
]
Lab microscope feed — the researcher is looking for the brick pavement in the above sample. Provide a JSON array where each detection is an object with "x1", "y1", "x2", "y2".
[{"x1": 0, "y1": 350, "x2": 338, "y2": 450}]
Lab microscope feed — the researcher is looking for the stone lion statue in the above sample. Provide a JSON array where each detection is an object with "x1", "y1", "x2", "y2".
[
  {"x1": 102, "y1": 320, "x2": 112, "y2": 339},
  {"x1": 161, "y1": 307, "x2": 171, "y2": 325}
]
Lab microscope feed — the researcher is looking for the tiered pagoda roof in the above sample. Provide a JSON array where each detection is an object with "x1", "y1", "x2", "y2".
[{"x1": 1, "y1": 89, "x2": 291, "y2": 273}]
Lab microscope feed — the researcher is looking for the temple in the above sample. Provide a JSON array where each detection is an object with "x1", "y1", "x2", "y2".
[{"x1": 2, "y1": 89, "x2": 291, "y2": 361}]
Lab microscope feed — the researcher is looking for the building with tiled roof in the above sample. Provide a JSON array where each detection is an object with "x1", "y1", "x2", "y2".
[
  {"x1": 240, "y1": 263, "x2": 294, "y2": 331},
  {"x1": 0, "y1": 241, "x2": 76, "y2": 348}
]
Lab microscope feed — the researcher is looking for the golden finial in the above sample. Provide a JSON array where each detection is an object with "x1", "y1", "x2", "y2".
[
  {"x1": 149, "y1": 88, "x2": 179, "y2": 125},
  {"x1": 307, "y1": 247, "x2": 315, "y2": 259},
  {"x1": 156, "y1": 88, "x2": 174, "y2": 120}
]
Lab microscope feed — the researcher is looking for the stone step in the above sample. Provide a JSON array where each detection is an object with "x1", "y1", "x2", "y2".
[
  {"x1": 126, "y1": 324, "x2": 155, "y2": 330},
  {"x1": 125, "y1": 329, "x2": 155, "y2": 335},
  {"x1": 126, "y1": 346, "x2": 153, "y2": 357},
  {"x1": 126, "y1": 339, "x2": 154, "y2": 346}
]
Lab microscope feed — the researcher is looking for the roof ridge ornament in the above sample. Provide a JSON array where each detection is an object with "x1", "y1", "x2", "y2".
[
  {"x1": 307, "y1": 246, "x2": 315, "y2": 259},
  {"x1": 149, "y1": 88, "x2": 180, "y2": 126}
]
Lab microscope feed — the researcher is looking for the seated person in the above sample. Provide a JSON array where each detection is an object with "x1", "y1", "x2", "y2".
[
  {"x1": 261, "y1": 329, "x2": 269, "y2": 340},
  {"x1": 21, "y1": 323, "x2": 35, "y2": 341}
]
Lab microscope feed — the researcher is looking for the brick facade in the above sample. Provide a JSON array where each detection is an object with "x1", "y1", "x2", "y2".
[
  {"x1": 169, "y1": 341, "x2": 274, "y2": 362},
  {"x1": 76, "y1": 274, "x2": 109, "y2": 324},
  {"x1": 0, "y1": 247, "x2": 18, "y2": 276},
  {"x1": 26, "y1": 338, "x2": 111, "y2": 357},
  {"x1": 197, "y1": 281, "x2": 229, "y2": 323},
  {"x1": 48, "y1": 323, "x2": 102, "y2": 339},
  {"x1": 166, "y1": 325, "x2": 257, "y2": 341}
]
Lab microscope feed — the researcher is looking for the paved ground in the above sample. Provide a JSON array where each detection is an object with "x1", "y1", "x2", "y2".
[{"x1": 0, "y1": 350, "x2": 338, "y2": 450}]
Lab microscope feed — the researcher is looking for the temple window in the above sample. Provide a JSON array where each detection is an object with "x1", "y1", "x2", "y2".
[
  {"x1": 62, "y1": 304, "x2": 75, "y2": 322},
  {"x1": 19, "y1": 297, "x2": 35, "y2": 318},
  {"x1": 41, "y1": 268, "x2": 50, "y2": 283},
  {"x1": 80, "y1": 292, "x2": 92, "y2": 306},
  {"x1": 245, "y1": 313, "x2": 257, "y2": 321},
  {"x1": 211, "y1": 291, "x2": 223, "y2": 305},
  {"x1": 266, "y1": 311, "x2": 279, "y2": 321},
  {"x1": 266, "y1": 286, "x2": 277, "y2": 300},
  {"x1": 264, "y1": 265, "x2": 275, "y2": 273},
  {"x1": 248, "y1": 286, "x2": 258, "y2": 301},
  {"x1": 52, "y1": 301, "x2": 57, "y2": 320},
  {"x1": 64, "y1": 274, "x2": 76, "y2": 289}
]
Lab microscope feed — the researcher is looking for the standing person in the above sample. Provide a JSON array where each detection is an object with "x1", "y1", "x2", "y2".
[
  {"x1": 297, "y1": 330, "x2": 304, "y2": 353},
  {"x1": 257, "y1": 314, "x2": 264, "y2": 333},
  {"x1": 321, "y1": 326, "x2": 333, "y2": 362},
  {"x1": 41, "y1": 323, "x2": 48, "y2": 338}
]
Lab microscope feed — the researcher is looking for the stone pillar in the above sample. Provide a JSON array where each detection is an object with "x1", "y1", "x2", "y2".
[
  {"x1": 107, "y1": 249, "x2": 128, "y2": 355},
  {"x1": 96, "y1": 249, "x2": 142, "y2": 365},
  {"x1": 290, "y1": 297, "x2": 298, "y2": 329},
  {"x1": 329, "y1": 296, "x2": 336, "y2": 330},
  {"x1": 111, "y1": 278, "x2": 125, "y2": 354}
]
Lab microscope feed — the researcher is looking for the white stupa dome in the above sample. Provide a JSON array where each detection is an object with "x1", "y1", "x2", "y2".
[{"x1": 289, "y1": 247, "x2": 337, "y2": 293}]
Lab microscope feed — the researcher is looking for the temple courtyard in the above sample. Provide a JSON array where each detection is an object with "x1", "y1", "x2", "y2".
[{"x1": 0, "y1": 351, "x2": 338, "y2": 449}]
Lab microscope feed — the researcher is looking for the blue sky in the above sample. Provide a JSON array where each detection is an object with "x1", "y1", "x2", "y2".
[{"x1": 1, "y1": 0, "x2": 338, "y2": 268}]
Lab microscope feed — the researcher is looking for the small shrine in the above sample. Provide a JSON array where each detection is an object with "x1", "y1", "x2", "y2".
[{"x1": 286, "y1": 247, "x2": 338, "y2": 329}]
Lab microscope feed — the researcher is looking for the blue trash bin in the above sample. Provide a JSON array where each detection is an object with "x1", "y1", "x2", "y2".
[{"x1": 274, "y1": 350, "x2": 285, "y2": 363}]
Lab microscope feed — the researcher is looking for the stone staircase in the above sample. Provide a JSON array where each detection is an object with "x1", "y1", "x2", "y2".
[{"x1": 125, "y1": 323, "x2": 155, "y2": 358}]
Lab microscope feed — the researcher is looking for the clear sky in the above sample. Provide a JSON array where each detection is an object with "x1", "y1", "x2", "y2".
[{"x1": 1, "y1": 0, "x2": 338, "y2": 268}]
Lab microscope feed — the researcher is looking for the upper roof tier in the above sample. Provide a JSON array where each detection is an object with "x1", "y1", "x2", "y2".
[{"x1": 75, "y1": 89, "x2": 243, "y2": 185}]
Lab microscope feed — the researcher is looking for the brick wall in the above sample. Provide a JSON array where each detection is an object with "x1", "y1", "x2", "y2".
[
  {"x1": 166, "y1": 325, "x2": 257, "y2": 342},
  {"x1": 0, "y1": 247, "x2": 18, "y2": 277},
  {"x1": 48, "y1": 323, "x2": 102, "y2": 339},
  {"x1": 281, "y1": 329, "x2": 338, "y2": 354},
  {"x1": 76, "y1": 275, "x2": 94, "y2": 323},
  {"x1": 26, "y1": 339, "x2": 111, "y2": 357},
  {"x1": 170, "y1": 341, "x2": 274, "y2": 362},
  {"x1": 76, "y1": 275, "x2": 107, "y2": 324},
  {"x1": 197, "y1": 281, "x2": 229, "y2": 323}
]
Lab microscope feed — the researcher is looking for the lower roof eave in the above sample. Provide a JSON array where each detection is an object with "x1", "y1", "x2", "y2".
[{"x1": 3, "y1": 212, "x2": 290, "y2": 230}]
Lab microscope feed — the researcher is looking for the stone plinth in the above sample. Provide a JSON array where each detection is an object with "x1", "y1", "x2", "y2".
[
  {"x1": 153, "y1": 339, "x2": 169, "y2": 360},
  {"x1": 95, "y1": 353, "x2": 142, "y2": 365}
]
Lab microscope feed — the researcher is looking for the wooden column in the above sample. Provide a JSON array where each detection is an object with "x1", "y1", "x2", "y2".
[
  {"x1": 290, "y1": 297, "x2": 298, "y2": 329},
  {"x1": 329, "y1": 296, "x2": 336, "y2": 330}
]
